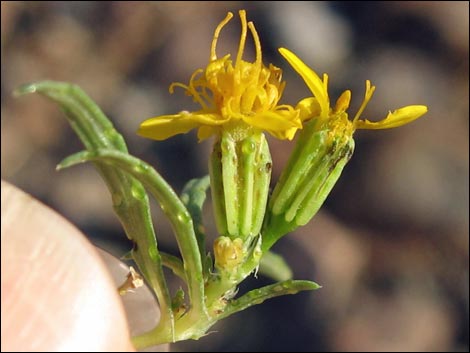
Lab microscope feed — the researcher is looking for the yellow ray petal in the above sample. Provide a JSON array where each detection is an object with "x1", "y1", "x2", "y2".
[
  {"x1": 137, "y1": 112, "x2": 225, "y2": 140},
  {"x1": 296, "y1": 97, "x2": 321, "y2": 122},
  {"x1": 354, "y1": 105, "x2": 428, "y2": 130},
  {"x1": 197, "y1": 125, "x2": 218, "y2": 141},
  {"x1": 267, "y1": 126, "x2": 300, "y2": 140},
  {"x1": 244, "y1": 110, "x2": 301, "y2": 134},
  {"x1": 278, "y1": 48, "x2": 330, "y2": 117}
]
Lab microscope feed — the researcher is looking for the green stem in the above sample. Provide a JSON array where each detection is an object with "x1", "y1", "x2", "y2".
[
  {"x1": 132, "y1": 279, "x2": 321, "y2": 349},
  {"x1": 180, "y1": 176, "x2": 211, "y2": 278},
  {"x1": 132, "y1": 310, "x2": 217, "y2": 349},
  {"x1": 160, "y1": 252, "x2": 185, "y2": 281}
]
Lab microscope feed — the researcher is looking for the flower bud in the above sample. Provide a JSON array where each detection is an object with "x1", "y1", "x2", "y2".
[{"x1": 213, "y1": 236, "x2": 245, "y2": 272}]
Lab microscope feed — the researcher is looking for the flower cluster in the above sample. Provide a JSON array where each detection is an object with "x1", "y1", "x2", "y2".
[{"x1": 138, "y1": 10, "x2": 427, "y2": 250}]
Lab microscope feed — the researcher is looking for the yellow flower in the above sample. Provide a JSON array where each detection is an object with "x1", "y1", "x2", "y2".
[
  {"x1": 262, "y1": 48, "x2": 428, "y2": 247},
  {"x1": 278, "y1": 47, "x2": 428, "y2": 139},
  {"x1": 138, "y1": 11, "x2": 301, "y2": 141}
]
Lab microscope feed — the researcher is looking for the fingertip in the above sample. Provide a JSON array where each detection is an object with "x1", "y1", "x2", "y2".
[{"x1": 1, "y1": 181, "x2": 134, "y2": 351}]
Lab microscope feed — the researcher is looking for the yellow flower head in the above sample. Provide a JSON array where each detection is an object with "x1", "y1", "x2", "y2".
[
  {"x1": 138, "y1": 11, "x2": 301, "y2": 141},
  {"x1": 278, "y1": 48, "x2": 428, "y2": 142}
]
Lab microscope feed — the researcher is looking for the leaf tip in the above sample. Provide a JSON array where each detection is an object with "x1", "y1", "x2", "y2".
[{"x1": 13, "y1": 83, "x2": 39, "y2": 97}]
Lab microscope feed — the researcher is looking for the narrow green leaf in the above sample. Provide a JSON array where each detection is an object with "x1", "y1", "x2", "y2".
[
  {"x1": 218, "y1": 280, "x2": 321, "y2": 320},
  {"x1": 15, "y1": 81, "x2": 127, "y2": 152},
  {"x1": 57, "y1": 150, "x2": 93, "y2": 170},
  {"x1": 60, "y1": 148, "x2": 207, "y2": 319},
  {"x1": 258, "y1": 250, "x2": 293, "y2": 281},
  {"x1": 16, "y1": 81, "x2": 175, "y2": 336}
]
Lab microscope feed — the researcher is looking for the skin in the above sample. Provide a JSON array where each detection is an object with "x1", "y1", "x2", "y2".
[{"x1": 1, "y1": 180, "x2": 135, "y2": 351}]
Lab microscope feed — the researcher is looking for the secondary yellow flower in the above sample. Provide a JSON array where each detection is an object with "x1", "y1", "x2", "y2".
[
  {"x1": 262, "y1": 48, "x2": 428, "y2": 249},
  {"x1": 278, "y1": 47, "x2": 428, "y2": 139},
  {"x1": 138, "y1": 11, "x2": 301, "y2": 141}
]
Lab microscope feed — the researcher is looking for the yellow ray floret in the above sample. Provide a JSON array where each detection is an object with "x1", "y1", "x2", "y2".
[
  {"x1": 278, "y1": 47, "x2": 427, "y2": 137},
  {"x1": 138, "y1": 11, "x2": 301, "y2": 141}
]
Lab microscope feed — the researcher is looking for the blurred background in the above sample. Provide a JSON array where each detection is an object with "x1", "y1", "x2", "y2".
[{"x1": 1, "y1": 1, "x2": 468, "y2": 351}]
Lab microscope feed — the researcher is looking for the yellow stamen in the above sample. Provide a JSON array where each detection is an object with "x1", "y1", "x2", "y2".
[
  {"x1": 211, "y1": 12, "x2": 233, "y2": 61},
  {"x1": 235, "y1": 10, "x2": 247, "y2": 67},
  {"x1": 248, "y1": 21, "x2": 262, "y2": 70},
  {"x1": 322, "y1": 73, "x2": 329, "y2": 100},
  {"x1": 169, "y1": 69, "x2": 209, "y2": 110},
  {"x1": 352, "y1": 80, "x2": 376, "y2": 124}
]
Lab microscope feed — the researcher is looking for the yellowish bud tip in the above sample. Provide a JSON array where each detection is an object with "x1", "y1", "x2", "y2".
[
  {"x1": 334, "y1": 90, "x2": 351, "y2": 113},
  {"x1": 214, "y1": 237, "x2": 245, "y2": 270}
]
